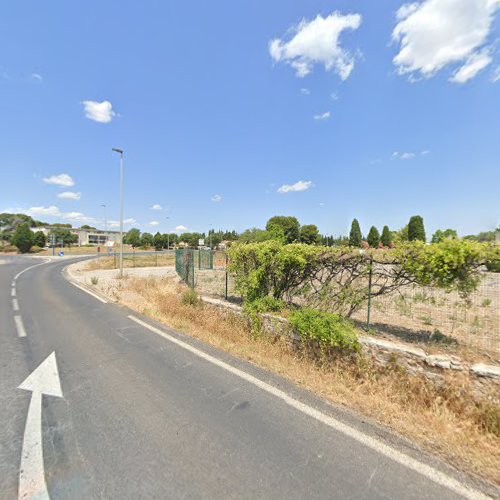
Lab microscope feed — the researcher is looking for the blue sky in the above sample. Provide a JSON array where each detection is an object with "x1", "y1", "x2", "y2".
[{"x1": 1, "y1": 0, "x2": 499, "y2": 238}]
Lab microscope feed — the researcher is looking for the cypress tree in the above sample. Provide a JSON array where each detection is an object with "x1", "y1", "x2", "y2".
[
  {"x1": 380, "y1": 225, "x2": 392, "y2": 247},
  {"x1": 349, "y1": 219, "x2": 362, "y2": 247},
  {"x1": 367, "y1": 226, "x2": 380, "y2": 248},
  {"x1": 408, "y1": 215, "x2": 426, "y2": 242}
]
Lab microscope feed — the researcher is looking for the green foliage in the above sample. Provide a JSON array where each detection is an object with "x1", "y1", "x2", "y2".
[
  {"x1": 49, "y1": 228, "x2": 78, "y2": 246},
  {"x1": 238, "y1": 228, "x2": 273, "y2": 243},
  {"x1": 299, "y1": 224, "x2": 320, "y2": 245},
  {"x1": 289, "y1": 308, "x2": 360, "y2": 352},
  {"x1": 396, "y1": 239, "x2": 485, "y2": 297},
  {"x1": 431, "y1": 228, "x2": 457, "y2": 243},
  {"x1": 181, "y1": 288, "x2": 201, "y2": 306},
  {"x1": 153, "y1": 232, "x2": 163, "y2": 251},
  {"x1": 90, "y1": 276, "x2": 99, "y2": 285},
  {"x1": 124, "y1": 228, "x2": 141, "y2": 247},
  {"x1": 33, "y1": 231, "x2": 47, "y2": 248},
  {"x1": 265, "y1": 216, "x2": 300, "y2": 244},
  {"x1": 349, "y1": 219, "x2": 362, "y2": 247},
  {"x1": 179, "y1": 232, "x2": 205, "y2": 247},
  {"x1": 485, "y1": 244, "x2": 500, "y2": 272},
  {"x1": 228, "y1": 240, "x2": 319, "y2": 302},
  {"x1": 140, "y1": 232, "x2": 154, "y2": 247},
  {"x1": 408, "y1": 215, "x2": 426, "y2": 242},
  {"x1": 12, "y1": 223, "x2": 34, "y2": 253},
  {"x1": 380, "y1": 225, "x2": 392, "y2": 247},
  {"x1": 367, "y1": 226, "x2": 380, "y2": 248},
  {"x1": 80, "y1": 225, "x2": 96, "y2": 230}
]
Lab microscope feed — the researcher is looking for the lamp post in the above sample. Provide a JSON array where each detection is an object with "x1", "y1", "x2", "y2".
[
  {"x1": 112, "y1": 148, "x2": 124, "y2": 278},
  {"x1": 209, "y1": 223, "x2": 213, "y2": 249},
  {"x1": 101, "y1": 203, "x2": 107, "y2": 245}
]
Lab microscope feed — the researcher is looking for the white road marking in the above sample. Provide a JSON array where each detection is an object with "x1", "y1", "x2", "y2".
[
  {"x1": 128, "y1": 314, "x2": 488, "y2": 500},
  {"x1": 18, "y1": 352, "x2": 63, "y2": 500},
  {"x1": 71, "y1": 282, "x2": 107, "y2": 303},
  {"x1": 14, "y1": 315, "x2": 27, "y2": 338},
  {"x1": 13, "y1": 259, "x2": 51, "y2": 281},
  {"x1": 12, "y1": 298, "x2": 19, "y2": 311},
  {"x1": 11, "y1": 287, "x2": 16, "y2": 297}
]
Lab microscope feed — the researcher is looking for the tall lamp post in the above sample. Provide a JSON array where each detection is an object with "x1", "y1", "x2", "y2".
[
  {"x1": 209, "y1": 223, "x2": 213, "y2": 249},
  {"x1": 101, "y1": 203, "x2": 107, "y2": 244},
  {"x1": 112, "y1": 148, "x2": 124, "y2": 278},
  {"x1": 166, "y1": 216, "x2": 170, "y2": 250}
]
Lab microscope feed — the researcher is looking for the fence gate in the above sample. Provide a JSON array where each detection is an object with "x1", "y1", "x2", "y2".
[
  {"x1": 175, "y1": 249, "x2": 195, "y2": 287},
  {"x1": 198, "y1": 248, "x2": 214, "y2": 270}
]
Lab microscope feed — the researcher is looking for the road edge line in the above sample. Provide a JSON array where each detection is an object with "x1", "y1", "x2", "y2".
[{"x1": 127, "y1": 313, "x2": 490, "y2": 500}]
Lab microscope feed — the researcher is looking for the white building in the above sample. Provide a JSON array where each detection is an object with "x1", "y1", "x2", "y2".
[{"x1": 32, "y1": 226, "x2": 122, "y2": 246}]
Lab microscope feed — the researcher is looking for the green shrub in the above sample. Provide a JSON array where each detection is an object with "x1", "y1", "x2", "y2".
[
  {"x1": 485, "y1": 245, "x2": 500, "y2": 272},
  {"x1": 243, "y1": 296, "x2": 286, "y2": 314},
  {"x1": 181, "y1": 288, "x2": 201, "y2": 306},
  {"x1": 90, "y1": 276, "x2": 99, "y2": 285},
  {"x1": 289, "y1": 308, "x2": 360, "y2": 352}
]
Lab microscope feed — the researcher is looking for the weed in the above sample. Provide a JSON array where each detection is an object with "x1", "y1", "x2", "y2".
[
  {"x1": 181, "y1": 288, "x2": 201, "y2": 306},
  {"x1": 481, "y1": 298, "x2": 491, "y2": 307},
  {"x1": 90, "y1": 276, "x2": 98, "y2": 285}
]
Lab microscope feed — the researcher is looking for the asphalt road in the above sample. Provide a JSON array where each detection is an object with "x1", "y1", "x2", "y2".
[{"x1": 0, "y1": 255, "x2": 496, "y2": 499}]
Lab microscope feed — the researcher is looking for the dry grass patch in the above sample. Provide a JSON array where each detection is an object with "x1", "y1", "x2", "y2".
[{"x1": 116, "y1": 275, "x2": 499, "y2": 485}]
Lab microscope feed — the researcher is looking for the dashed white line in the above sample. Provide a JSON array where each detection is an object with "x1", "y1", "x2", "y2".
[
  {"x1": 128, "y1": 314, "x2": 488, "y2": 500},
  {"x1": 14, "y1": 315, "x2": 27, "y2": 338},
  {"x1": 12, "y1": 298, "x2": 19, "y2": 311},
  {"x1": 71, "y1": 282, "x2": 107, "y2": 303},
  {"x1": 11, "y1": 287, "x2": 16, "y2": 297}
]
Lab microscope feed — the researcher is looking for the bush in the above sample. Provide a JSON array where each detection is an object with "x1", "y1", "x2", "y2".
[
  {"x1": 90, "y1": 276, "x2": 99, "y2": 285},
  {"x1": 29, "y1": 245, "x2": 43, "y2": 253},
  {"x1": 3, "y1": 245, "x2": 18, "y2": 253},
  {"x1": 12, "y1": 223, "x2": 34, "y2": 253},
  {"x1": 485, "y1": 245, "x2": 500, "y2": 272},
  {"x1": 181, "y1": 288, "x2": 201, "y2": 306},
  {"x1": 243, "y1": 296, "x2": 286, "y2": 314},
  {"x1": 289, "y1": 308, "x2": 360, "y2": 352}
]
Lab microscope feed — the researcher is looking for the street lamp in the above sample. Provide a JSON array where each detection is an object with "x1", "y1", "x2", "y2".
[
  {"x1": 209, "y1": 223, "x2": 213, "y2": 249},
  {"x1": 112, "y1": 148, "x2": 124, "y2": 278},
  {"x1": 166, "y1": 216, "x2": 170, "y2": 250},
  {"x1": 101, "y1": 203, "x2": 107, "y2": 237}
]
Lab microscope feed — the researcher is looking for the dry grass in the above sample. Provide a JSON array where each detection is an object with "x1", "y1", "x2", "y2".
[
  {"x1": 110, "y1": 275, "x2": 499, "y2": 485},
  {"x1": 84, "y1": 253, "x2": 174, "y2": 270}
]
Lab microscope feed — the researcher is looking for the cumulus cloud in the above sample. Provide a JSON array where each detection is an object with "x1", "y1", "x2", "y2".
[
  {"x1": 392, "y1": 150, "x2": 430, "y2": 160},
  {"x1": 108, "y1": 218, "x2": 137, "y2": 228},
  {"x1": 150, "y1": 204, "x2": 162, "y2": 210},
  {"x1": 175, "y1": 225, "x2": 188, "y2": 232},
  {"x1": 277, "y1": 180, "x2": 313, "y2": 193},
  {"x1": 82, "y1": 100, "x2": 116, "y2": 123},
  {"x1": 314, "y1": 111, "x2": 331, "y2": 120},
  {"x1": 26, "y1": 206, "x2": 62, "y2": 217},
  {"x1": 492, "y1": 66, "x2": 500, "y2": 82},
  {"x1": 57, "y1": 191, "x2": 81, "y2": 200},
  {"x1": 43, "y1": 173, "x2": 75, "y2": 187},
  {"x1": 149, "y1": 221, "x2": 159, "y2": 226},
  {"x1": 62, "y1": 212, "x2": 97, "y2": 224},
  {"x1": 392, "y1": 0, "x2": 500, "y2": 83},
  {"x1": 211, "y1": 194, "x2": 222, "y2": 202},
  {"x1": 269, "y1": 11, "x2": 362, "y2": 79}
]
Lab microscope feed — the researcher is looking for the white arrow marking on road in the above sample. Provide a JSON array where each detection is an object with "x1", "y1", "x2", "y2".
[{"x1": 18, "y1": 352, "x2": 63, "y2": 500}]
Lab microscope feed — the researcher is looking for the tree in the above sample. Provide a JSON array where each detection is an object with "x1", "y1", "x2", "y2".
[
  {"x1": 299, "y1": 224, "x2": 320, "y2": 245},
  {"x1": 408, "y1": 216, "x2": 426, "y2": 242},
  {"x1": 124, "y1": 228, "x2": 141, "y2": 248},
  {"x1": 140, "y1": 232, "x2": 154, "y2": 247},
  {"x1": 12, "y1": 223, "x2": 34, "y2": 253},
  {"x1": 380, "y1": 225, "x2": 392, "y2": 247},
  {"x1": 49, "y1": 228, "x2": 77, "y2": 247},
  {"x1": 80, "y1": 225, "x2": 96, "y2": 230},
  {"x1": 349, "y1": 219, "x2": 362, "y2": 247},
  {"x1": 153, "y1": 232, "x2": 163, "y2": 251},
  {"x1": 33, "y1": 231, "x2": 47, "y2": 248},
  {"x1": 431, "y1": 228, "x2": 457, "y2": 244},
  {"x1": 367, "y1": 226, "x2": 380, "y2": 248},
  {"x1": 265, "y1": 216, "x2": 300, "y2": 243},
  {"x1": 238, "y1": 228, "x2": 272, "y2": 243}
]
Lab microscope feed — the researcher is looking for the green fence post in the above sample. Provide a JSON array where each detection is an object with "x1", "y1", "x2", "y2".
[
  {"x1": 366, "y1": 256, "x2": 373, "y2": 331},
  {"x1": 225, "y1": 253, "x2": 228, "y2": 300}
]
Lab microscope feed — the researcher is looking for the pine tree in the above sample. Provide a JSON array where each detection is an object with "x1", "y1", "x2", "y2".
[
  {"x1": 408, "y1": 216, "x2": 426, "y2": 242},
  {"x1": 367, "y1": 226, "x2": 380, "y2": 248},
  {"x1": 349, "y1": 219, "x2": 362, "y2": 247},
  {"x1": 380, "y1": 225, "x2": 392, "y2": 247}
]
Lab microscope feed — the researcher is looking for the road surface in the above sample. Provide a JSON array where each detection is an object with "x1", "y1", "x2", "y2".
[{"x1": 0, "y1": 255, "x2": 496, "y2": 499}]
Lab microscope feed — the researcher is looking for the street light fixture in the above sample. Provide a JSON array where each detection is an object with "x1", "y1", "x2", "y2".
[{"x1": 112, "y1": 148, "x2": 124, "y2": 278}]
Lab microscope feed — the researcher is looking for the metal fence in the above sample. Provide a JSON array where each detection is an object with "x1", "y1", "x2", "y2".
[{"x1": 173, "y1": 249, "x2": 499, "y2": 354}]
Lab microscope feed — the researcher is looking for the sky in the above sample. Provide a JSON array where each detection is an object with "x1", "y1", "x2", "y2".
[{"x1": 1, "y1": 0, "x2": 499, "y2": 238}]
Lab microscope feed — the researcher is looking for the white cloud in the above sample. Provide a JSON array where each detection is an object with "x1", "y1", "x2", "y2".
[
  {"x1": 449, "y1": 49, "x2": 492, "y2": 83},
  {"x1": 300, "y1": 88, "x2": 310, "y2": 95},
  {"x1": 26, "y1": 206, "x2": 62, "y2": 217},
  {"x1": 150, "y1": 204, "x2": 162, "y2": 210},
  {"x1": 269, "y1": 11, "x2": 362, "y2": 79},
  {"x1": 278, "y1": 180, "x2": 313, "y2": 193},
  {"x1": 421, "y1": 149, "x2": 431, "y2": 155},
  {"x1": 493, "y1": 66, "x2": 500, "y2": 82},
  {"x1": 211, "y1": 194, "x2": 222, "y2": 202},
  {"x1": 400, "y1": 152, "x2": 416, "y2": 160},
  {"x1": 82, "y1": 100, "x2": 116, "y2": 123},
  {"x1": 108, "y1": 218, "x2": 137, "y2": 228},
  {"x1": 175, "y1": 225, "x2": 188, "y2": 232},
  {"x1": 392, "y1": 0, "x2": 500, "y2": 83},
  {"x1": 149, "y1": 221, "x2": 159, "y2": 226},
  {"x1": 314, "y1": 111, "x2": 331, "y2": 120},
  {"x1": 43, "y1": 173, "x2": 75, "y2": 187},
  {"x1": 31, "y1": 73, "x2": 43, "y2": 82},
  {"x1": 62, "y1": 212, "x2": 97, "y2": 224},
  {"x1": 57, "y1": 191, "x2": 81, "y2": 200},
  {"x1": 330, "y1": 92, "x2": 339, "y2": 101}
]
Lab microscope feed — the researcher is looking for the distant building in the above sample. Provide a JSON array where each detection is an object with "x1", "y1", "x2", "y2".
[{"x1": 32, "y1": 226, "x2": 121, "y2": 246}]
